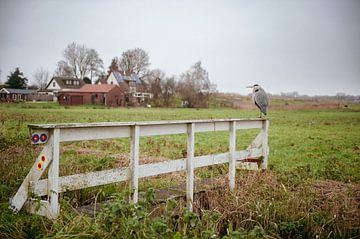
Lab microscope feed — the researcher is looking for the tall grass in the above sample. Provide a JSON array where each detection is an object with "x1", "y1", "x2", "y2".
[{"x1": 0, "y1": 103, "x2": 359, "y2": 238}]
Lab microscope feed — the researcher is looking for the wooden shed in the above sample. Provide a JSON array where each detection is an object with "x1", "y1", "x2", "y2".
[{"x1": 58, "y1": 84, "x2": 124, "y2": 107}]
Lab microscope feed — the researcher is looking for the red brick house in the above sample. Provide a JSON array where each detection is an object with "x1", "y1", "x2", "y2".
[{"x1": 58, "y1": 84, "x2": 124, "y2": 107}]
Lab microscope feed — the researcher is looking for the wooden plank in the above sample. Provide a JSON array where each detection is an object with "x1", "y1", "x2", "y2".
[
  {"x1": 140, "y1": 124, "x2": 187, "y2": 136},
  {"x1": 195, "y1": 121, "x2": 229, "y2": 132},
  {"x1": 235, "y1": 120, "x2": 262, "y2": 129},
  {"x1": 260, "y1": 120, "x2": 269, "y2": 170},
  {"x1": 186, "y1": 123, "x2": 195, "y2": 211},
  {"x1": 130, "y1": 125, "x2": 140, "y2": 203},
  {"x1": 48, "y1": 128, "x2": 60, "y2": 220},
  {"x1": 229, "y1": 121, "x2": 236, "y2": 192},
  {"x1": 139, "y1": 158, "x2": 185, "y2": 177},
  {"x1": 9, "y1": 138, "x2": 53, "y2": 213},
  {"x1": 247, "y1": 131, "x2": 264, "y2": 150},
  {"x1": 60, "y1": 126, "x2": 130, "y2": 142},
  {"x1": 29, "y1": 118, "x2": 266, "y2": 129},
  {"x1": 30, "y1": 167, "x2": 129, "y2": 196}
]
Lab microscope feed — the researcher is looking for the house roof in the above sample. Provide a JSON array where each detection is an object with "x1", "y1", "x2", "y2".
[
  {"x1": 59, "y1": 84, "x2": 119, "y2": 93},
  {"x1": 46, "y1": 77, "x2": 85, "y2": 89},
  {"x1": 112, "y1": 71, "x2": 140, "y2": 84},
  {"x1": 0, "y1": 88, "x2": 37, "y2": 94}
]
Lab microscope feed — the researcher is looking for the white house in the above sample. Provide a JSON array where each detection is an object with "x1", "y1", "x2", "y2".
[{"x1": 44, "y1": 77, "x2": 85, "y2": 101}]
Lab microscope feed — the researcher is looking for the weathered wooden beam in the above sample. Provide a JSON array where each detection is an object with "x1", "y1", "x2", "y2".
[
  {"x1": 33, "y1": 119, "x2": 264, "y2": 142},
  {"x1": 9, "y1": 138, "x2": 53, "y2": 213},
  {"x1": 60, "y1": 126, "x2": 131, "y2": 142},
  {"x1": 229, "y1": 121, "x2": 236, "y2": 192},
  {"x1": 28, "y1": 118, "x2": 265, "y2": 130},
  {"x1": 48, "y1": 128, "x2": 60, "y2": 220},
  {"x1": 130, "y1": 125, "x2": 140, "y2": 203},
  {"x1": 247, "y1": 131, "x2": 264, "y2": 150},
  {"x1": 186, "y1": 123, "x2": 195, "y2": 211},
  {"x1": 260, "y1": 120, "x2": 269, "y2": 170}
]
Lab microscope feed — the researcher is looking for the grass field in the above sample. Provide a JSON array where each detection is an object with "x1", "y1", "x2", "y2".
[{"x1": 0, "y1": 102, "x2": 360, "y2": 238}]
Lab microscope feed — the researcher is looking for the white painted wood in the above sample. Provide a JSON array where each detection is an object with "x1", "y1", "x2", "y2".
[
  {"x1": 247, "y1": 131, "x2": 264, "y2": 150},
  {"x1": 229, "y1": 121, "x2": 236, "y2": 192},
  {"x1": 9, "y1": 139, "x2": 53, "y2": 212},
  {"x1": 52, "y1": 120, "x2": 264, "y2": 142},
  {"x1": 30, "y1": 149, "x2": 263, "y2": 197},
  {"x1": 196, "y1": 121, "x2": 229, "y2": 132},
  {"x1": 28, "y1": 118, "x2": 265, "y2": 129},
  {"x1": 31, "y1": 167, "x2": 129, "y2": 196},
  {"x1": 140, "y1": 158, "x2": 186, "y2": 177},
  {"x1": 60, "y1": 126, "x2": 131, "y2": 142},
  {"x1": 260, "y1": 120, "x2": 269, "y2": 170},
  {"x1": 23, "y1": 199, "x2": 50, "y2": 217},
  {"x1": 48, "y1": 128, "x2": 60, "y2": 220},
  {"x1": 186, "y1": 123, "x2": 195, "y2": 211},
  {"x1": 130, "y1": 125, "x2": 140, "y2": 203},
  {"x1": 140, "y1": 124, "x2": 187, "y2": 136},
  {"x1": 235, "y1": 120, "x2": 262, "y2": 129}
]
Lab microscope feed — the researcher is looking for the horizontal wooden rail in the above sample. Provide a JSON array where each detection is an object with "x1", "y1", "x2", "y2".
[
  {"x1": 28, "y1": 119, "x2": 264, "y2": 142},
  {"x1": 30, "y1": 149, "x2": 262, "y2": 197}
]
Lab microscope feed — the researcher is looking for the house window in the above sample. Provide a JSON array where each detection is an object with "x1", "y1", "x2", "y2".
[
  {"x1": 12, "y1": 94, "x2": 17, "y2": 100},
  {"x1": 53, "y1": 82, "x2": 56, "y2": 87},
  {"x1": 110, "y1": 81, "x2": 113, "y2": 84}
]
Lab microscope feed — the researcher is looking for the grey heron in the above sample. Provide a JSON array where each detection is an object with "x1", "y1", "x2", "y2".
[{"x1": 247, "y1": 84, "x2": 269, "y2": 117}]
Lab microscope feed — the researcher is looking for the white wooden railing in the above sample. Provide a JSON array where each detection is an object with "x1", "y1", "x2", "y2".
[{"x1": 9, "y1": 118, "x2": 269, "y2": 220}]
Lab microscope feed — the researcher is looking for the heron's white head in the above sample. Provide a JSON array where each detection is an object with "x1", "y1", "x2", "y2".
[{"x1": 246, "y1": 84, "x2": 262, "y2": 92}]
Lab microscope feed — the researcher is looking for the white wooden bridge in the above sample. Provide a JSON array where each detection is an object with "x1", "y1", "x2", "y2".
[{"x1": 9, "y1": 118, "x2": 269, "y2": 220}]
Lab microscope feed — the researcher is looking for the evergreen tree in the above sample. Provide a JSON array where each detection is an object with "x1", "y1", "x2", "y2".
[{"x1": 5, "y1": 67, "x2": 28, "y2": 89}]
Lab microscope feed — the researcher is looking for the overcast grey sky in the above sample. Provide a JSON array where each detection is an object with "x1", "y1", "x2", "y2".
[{"x1": 0, "y1": 0, "x2": 359, "y2": 95}]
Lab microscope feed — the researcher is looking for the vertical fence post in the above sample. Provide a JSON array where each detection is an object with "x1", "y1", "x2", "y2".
[
  {"x1": 229, "y1": 121, "x2": 236, "y2": 192},
  {"x1": 186, "y1": 123, "x2": 195, "y2": 211},
  {"x1": 130, "y1": 125, "x2": 140, "y2": 203},
  {"x1": 48, "y1": 128, "x2": 60, "y2": 220},
  {"x1": 260, "y1": 120, "x2": 269, "y2": 170}
]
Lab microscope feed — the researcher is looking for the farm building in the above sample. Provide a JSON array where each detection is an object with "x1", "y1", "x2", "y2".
[
  {"x1": 58, "y1": 84, "x2": 124, "y2": 107},
  {"x1": 102, "y1": 71, "x2": 152, "y2": 106},
  {"x1": 0, "y1": 88, "x2": 37, "y2": 102},
  {"x1": 42, "y1": 77, "x2": 85, "y2": 101}
]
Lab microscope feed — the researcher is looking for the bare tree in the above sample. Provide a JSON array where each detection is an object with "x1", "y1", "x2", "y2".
[
  {"x1": 87, "y1": 49, "x2": 105, "y2": 83},
  {"x1": 33, "y1": 67, "x2": 51, "y2": 90},
  {"x1": 161, "y1": 76, "x2": 177, "y2": 107},
  {"x1": 54, "y1": 60, "x2": 73, "y2": 77},
  {"x1": 118, "y1": 48, "x2": 150, "y2": 79},
  {"x1": 55, "y1": 42, "x2": 104, "y2": 81},
  {"x1": 107, "y1": 57, "x2": 120, "y2": 75},
  {"x1": 178, "y1": 61, "x2": 216, "y2": 108},
  {"x1": 146, "y1": 69, "x2": 165, "y2": 102}
]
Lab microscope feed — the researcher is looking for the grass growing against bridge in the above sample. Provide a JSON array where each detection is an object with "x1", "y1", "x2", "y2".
[{"x1": 0, "y1": 102, "x2": 359, "y2": 238}]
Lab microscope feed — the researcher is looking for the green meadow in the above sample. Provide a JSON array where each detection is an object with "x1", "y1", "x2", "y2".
[{"x1": 0, "y1": 102, "x2": 359, "y2": 238}]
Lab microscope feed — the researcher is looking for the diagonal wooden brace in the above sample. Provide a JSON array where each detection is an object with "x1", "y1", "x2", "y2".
[{"x1": 9, "y1": 131, "x2": 54, "y2": 213}]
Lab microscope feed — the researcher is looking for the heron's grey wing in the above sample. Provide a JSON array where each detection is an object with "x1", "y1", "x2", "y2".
[{"x1": 254, "y1": 90, "x2": 269, "y2": 114}]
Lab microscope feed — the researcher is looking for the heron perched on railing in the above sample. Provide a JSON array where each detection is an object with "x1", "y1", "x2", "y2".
[{"x1": 247, "y1": 84, "x2": 269, "y2": 118}]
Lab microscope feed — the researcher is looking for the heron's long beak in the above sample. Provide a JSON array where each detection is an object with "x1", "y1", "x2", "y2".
[{"x1": 246, "y1": 85, "x2": 253, "y2": 88}]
